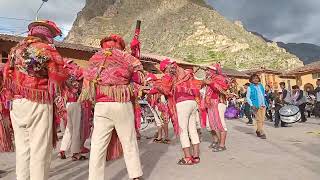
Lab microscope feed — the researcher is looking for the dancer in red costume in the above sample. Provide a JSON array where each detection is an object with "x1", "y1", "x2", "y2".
[
  {"x1": 59, "y1": 59, "x2": 88, "y2": 160},
  {"x1": 3, "y1": 20, "x2": 68, "y2": 180},
  {"x1": 154, "y1": 59, "x2": 202, "y2": 165},
  {"x1": 202, "y1": 64, "x2": 229, "y2": 152},
  {"x1": 79, "y1": 34, "x2": 144, "y2": 180},
  {"x1": 145, "y1": 73, "x2": 170, "y2": 144}
]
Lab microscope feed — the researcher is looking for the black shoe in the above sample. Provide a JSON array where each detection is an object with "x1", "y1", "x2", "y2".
[
  {"x1": 247, "y1": 122, "x2": 253, "y2": 126},
  {"x1": 260, "y1": 134, "x2": 267, "y2": 139},
  {"x1": 274, "y1": 125, "x2": 279, "y2": 128},
  {"x1": 256, "y1": 131, "x2": 261, "y2": 137},
  {"x1": 133, "y1": 177, "x2": 143, "y2": 180},
  {"x1": 59, "y1": 151, "x2": 66, "y2": 159}
]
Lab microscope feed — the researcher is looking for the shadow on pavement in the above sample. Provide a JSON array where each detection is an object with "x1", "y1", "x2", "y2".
[
  {"x1": 232, "y1": 125, "x2": 255, "y2": 136},
  {"x1": 56, "y1": 164, "x2": 89, "y2": 180},
  {"x1": 0, "y1": 168, "x2": 14, "y2": 179},
  {"x1": 110, "y1": 127, "x2": 170, "y2": 180}
]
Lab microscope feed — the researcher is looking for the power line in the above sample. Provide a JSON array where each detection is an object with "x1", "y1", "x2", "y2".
[
  {"x1": 0, "y1": 16, "x2": 32, "y2": 22},
  {"x1": 0, "y1": 18, "x2": 71, "y2": 31},
  {"x1": 0, "y1": 25, "x2": 27, "y2": 29},
  {"x1": 0, "y1": 16, "x2": 73, "y2": 36}
]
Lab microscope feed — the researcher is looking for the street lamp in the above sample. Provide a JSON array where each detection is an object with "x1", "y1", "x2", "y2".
[{"x1": 36, "y1": 0, "x2": 49, "y2": 20}]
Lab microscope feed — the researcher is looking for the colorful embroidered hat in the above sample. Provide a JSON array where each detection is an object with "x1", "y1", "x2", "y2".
[
  {"x1": 160, "y1": 58, "x2": 176, "y2": 72},
  {"x1": 28, "y1": 20, "x2": 62, "y2": 37},
  {"x1": 100, "y1": 34, "x2": 126, "y2": 50},
  {"x1": 207, "y1": 63, "x2": 222, "y2": 74}
]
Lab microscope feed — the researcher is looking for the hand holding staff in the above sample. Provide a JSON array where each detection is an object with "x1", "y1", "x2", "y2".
[{"x1": 130, "y1": 20, "x2": 142, "y2": 59}]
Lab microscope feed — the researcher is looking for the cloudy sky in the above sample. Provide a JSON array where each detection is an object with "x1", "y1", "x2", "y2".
[
  {"x1": 0, "y1": 0, "x2": 85, "y2": 40},
  {"x1": 207, "y1": 0, "x2": 320, "y2": 45},
  {"x1": 0, "y1": 0, "x2": 319, "y2": 45}
]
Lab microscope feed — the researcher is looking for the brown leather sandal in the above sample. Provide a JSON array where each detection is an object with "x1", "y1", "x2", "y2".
[{"x1": 153, "y1": 138, "x2": 162, "y2": 143}]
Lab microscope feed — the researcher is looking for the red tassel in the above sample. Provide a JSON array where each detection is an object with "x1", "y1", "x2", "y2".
[
  {"x1": 106, "y1": 130, "x2": 123, "y2": 161},
  {"x1": 0, "y1": 116, "x2": 14, "y2": 152}
]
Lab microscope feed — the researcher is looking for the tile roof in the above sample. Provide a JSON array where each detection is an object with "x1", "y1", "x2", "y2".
[
  {"x1": 285, "y1": 61, "x2": 320, "y2": 75},
  {"x1": 0, "y1": 34, "x2": 251, "y2": 78},
  {"x1": 0, "y1": 34, "x2": 99, "y2": 53},
  {"x1": 242, "y1": 67, "x2": 282, "y2": 75}
]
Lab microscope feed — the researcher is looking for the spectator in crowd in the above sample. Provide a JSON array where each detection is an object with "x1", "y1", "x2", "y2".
[
  {"x1": 305, "y1": 86, "x2": 315, "y2": 118},
  {"x1": 246, "y1": 74, "x2": 268, "y2": 139},
  {"x1": 265, "y1": 85, "x2": 273, "y2": 121},
  {"x1": 314, "y1": 79, "x2": 320, "y2": 118},
  {"x1": 242, "y1": 83, "x2": 253, "y2": 125},
  {"x1": 292, "y1": 85, "x2": 307, "y2": 123},
  {"x1": 274, "y1": 82, "x2": 290, "y2": 128}
]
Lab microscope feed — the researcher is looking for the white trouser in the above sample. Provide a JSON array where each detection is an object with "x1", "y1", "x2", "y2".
[
  {"x1": 195, "y1": 110, "x2": 201, "y2": 129},
  {"x1": 151, "y1": 106, "x2": 163, "y2": 127},
  {"x1": 60, "y1": 102, "x2": 82, "y2": 154},
  {"x1": 10, "y1": 98, "x2": 53, "y2": 180},
  {"x1": 176, "y1": 100, "x2": 200, "y2": 148},
  {"x1": 89, "y1": 102, "x2": 143, "y2": 180}
]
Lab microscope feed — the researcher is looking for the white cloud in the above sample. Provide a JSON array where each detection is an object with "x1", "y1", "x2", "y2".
[{"x1": 0, "y1": 0, "x2": 85, "y2": 38}]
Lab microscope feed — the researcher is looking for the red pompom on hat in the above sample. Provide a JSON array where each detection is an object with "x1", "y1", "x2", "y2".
[
  {"x1": 100, "y1": 34, "x2": 126, "y2": 50},
  {"x1": 146, "y1": 73, "x2": 158, "y2": 82},
  {"x1": 28, "y1": 20, "x2": 62, "y2": 37},
  {"x1": 160, "y1": 58, "x2": 176, "y2": 72}
]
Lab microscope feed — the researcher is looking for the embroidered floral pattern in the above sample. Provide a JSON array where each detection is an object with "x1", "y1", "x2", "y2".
[{"x1": 17, "y1": 46, "x2": 50, "y2": 78}]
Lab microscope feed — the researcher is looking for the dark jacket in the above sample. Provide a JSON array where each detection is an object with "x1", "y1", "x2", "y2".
[{"x1": 294, "y1": 90, "x2": 307, "y2": 105}]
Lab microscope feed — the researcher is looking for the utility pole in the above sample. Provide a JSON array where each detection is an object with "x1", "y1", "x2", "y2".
[{"x1": 35, "y1": 0, "x2": 49, "y2": 20}]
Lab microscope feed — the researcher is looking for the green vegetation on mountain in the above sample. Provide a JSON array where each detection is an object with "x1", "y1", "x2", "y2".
[{"x1": 66, "y1": 0, "x2": 303, "y2": 70}]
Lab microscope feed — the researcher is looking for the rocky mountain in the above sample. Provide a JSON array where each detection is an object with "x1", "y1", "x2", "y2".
[
  {"x1": 277, "y1": 42, "x2": 320, "y2": 64},
  {"x1": 250, "y1": 31, "x2": 320, "y2": 65},
  {"x1": 65, "y1": 0, "x2": 303, "y2": 70}
]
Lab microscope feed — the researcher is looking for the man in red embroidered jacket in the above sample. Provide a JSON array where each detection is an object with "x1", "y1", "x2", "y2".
[
  {"x1": 59, "y1": 59, "x2": 87, "y2": 160},
  {"x1": 145, "y1": 73, "x2": 170, "y2": 144},
  {"x1": 79, "y1": 34, "x2": 143, "y2": 180},
  {"x1": 154, "y1": 59, "x2": 201, "y2": 165},
  {"x1": 3, "y1": 20, "x2": 68, "y2": 180},
  {"x1": 203, "y1": 64, "x2": 229, "y2": 152}
]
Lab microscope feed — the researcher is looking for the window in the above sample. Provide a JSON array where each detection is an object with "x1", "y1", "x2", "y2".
[{"x1": 312, "y1": 73, "x2": 320, "y2": 79}]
